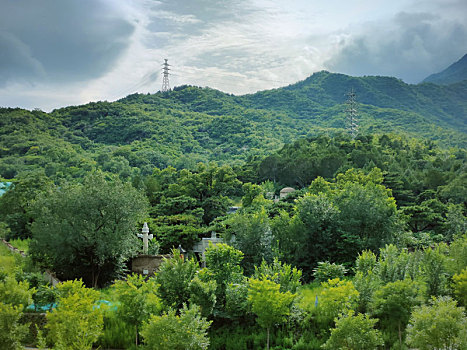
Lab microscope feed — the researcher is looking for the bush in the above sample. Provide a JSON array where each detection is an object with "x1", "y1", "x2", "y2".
[
  {"x1": 316, "y1": 278, "x2": 359, "y2": 326},
  {"x1": 141, "y1": 304, "x2": 212, "y2": 350},
  {"x1": 0, "y1": 274, "x2": 32, "y2": 308},
  {"x1": 0, "y1": 302, "x2": 29, "y2": 350},
  {"x1": 46, "y1": 280, "x2": 103, "y2": 350},
  {"x1": 322, "y1": 312, "x2": 384, "y2": 350},
  {"x1": 453, "y1": 268, "x2": 467, "y2": 307},
  {"x1": 313, "y1": 261, "x2": 347, "y2": 283},
  {"x1": 406, "y1": 296, "x2": 467, "y2": 350}
]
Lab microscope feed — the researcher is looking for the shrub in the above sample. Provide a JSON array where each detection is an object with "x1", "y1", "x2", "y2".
[
  {"x1": 46, "y1": 280, "x2": 103, "y2": 350},
  {"x1": 322, "y1": 312, "x2": 384, "y2": 350},
  {"x1": 141, "y1": 304, "x2": 212, "y2": 350},
  {"x1": 453, "y1": 268, "x2": 467, "y2": 307},
  {"x1": 406, "y1": 296, "x2": 467, "y2": 350},
  {"x1": 0, "y1": 302, "x2": 29, "y2": 350},
  {"x1": 313, "y1": 261, "x2": 347, "y2": 283},
  {"x1": 316, "y1": 278, "x2": 359, "y2": 326}
]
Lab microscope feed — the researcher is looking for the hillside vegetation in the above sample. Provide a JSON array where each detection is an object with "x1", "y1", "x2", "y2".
[{"x1": 1, "y1": 71, "x2": 466, "y2": 181}]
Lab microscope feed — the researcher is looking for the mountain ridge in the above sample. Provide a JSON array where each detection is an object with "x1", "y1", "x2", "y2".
[
  {"x1": 422, "y1": 53, "x2": 467, "y2": 85},
  {"x1": 1, "y1": 70, "x2": 466, "y2": 180}
]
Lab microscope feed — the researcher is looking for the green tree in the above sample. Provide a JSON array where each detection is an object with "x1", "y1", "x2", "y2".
[
  {"x1": 226, "y1": 208, "x2": 273, "y2": 275},
  {"x1": 447, "y1": 234, "x2": 467, "y2": 275},
  {"x1": 322, "y1": 312, "x2": 384, "y2": 350},
  {"x1": 452, "y1": 268, "x2": 467, "y2": 307},
  {"x1": 252, "y1": 257, "x2": 302, "y2": 293},
  {"x1": 178, "y1": 163, "x2": 241, "y2": 224},
  {"x1": 0, "y1": 303, "x2": 29, "y2": 350},
  {"x1": 421, "y1": 244, "x2": 449, "y2": 297},
  {"x1": 317, "y1": 278, "x2": 359, "y2": 326},
  {"x1": 155, "y1": 251, "x2": 198, "y2": 311},
  {"x1": 0, "y1": 275, "x2": 32, "y2": 308},
  {"x1": 113, "y1": 274, "x2": 162, "y2": 346},
  {"x1": 0, "y1": 170, "x2": 52, "y2": 239},
  {"x1": 204, "y1": 243, "x2": 244, "y2": 310},
  {"x1": 141, "y1": 304, "x2": 212, "y2": 350},
  {"x1": 406, "y1": 297, "x2": 467, "y2": 350},
  {"x1": 371, "y1": 279, "x2": 425, "y2": 348},
  {"x1": 313, "y1": 261, "x2": 347, "y2": 283},
  {"x1": 248, "y1": 278, "x2": 295, "y2": 350},
  {"x1": 30, "y1": 172, "x2": 148, "y2": 287},
  {"x1": 188, "y1": 271, "x2": 217, "y2": 318},
  {"x1": 46, "y1": 280, "x2": 103, "y2": 350}
]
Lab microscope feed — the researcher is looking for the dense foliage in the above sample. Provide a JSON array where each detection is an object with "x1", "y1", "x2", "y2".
[
  {"x1": 0, "y1": 71, "x2": 466, "y2": 348},
  {"x1": 1, "y1": 71, "x2": 466, "y2": 181}
]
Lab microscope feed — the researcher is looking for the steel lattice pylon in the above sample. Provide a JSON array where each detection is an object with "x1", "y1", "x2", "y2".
[{"x1": 161, "y1": 59, "x2": 170, "y2": 92}]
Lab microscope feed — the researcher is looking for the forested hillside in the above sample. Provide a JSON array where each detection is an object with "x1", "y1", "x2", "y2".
[
  {"x1": 423, "y1": 53, "x2": 467, "y2": 85},
  {"x1": 1, "y1": 69, "x2": 467, "y2": 348},
  {"x1": 1, "y1": 71, "x2": 466, "y2": 181}
]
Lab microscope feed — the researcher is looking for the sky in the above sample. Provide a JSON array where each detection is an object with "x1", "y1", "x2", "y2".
[{"x1": 0, "y1": 0, "x2": 466, "y2": 111}]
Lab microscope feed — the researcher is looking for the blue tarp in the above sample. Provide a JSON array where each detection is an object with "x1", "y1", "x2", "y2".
[{"x1": 0, "y1": 182, "x2": 12, "y2": 197}]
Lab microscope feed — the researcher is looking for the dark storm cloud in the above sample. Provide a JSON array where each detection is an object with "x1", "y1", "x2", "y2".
[
  {"x1": 325, "y1": 11, "x2": 467, "y2": 83},
  {"x1": 0, "y1": 0, "x2": 134, "y2": 86}
]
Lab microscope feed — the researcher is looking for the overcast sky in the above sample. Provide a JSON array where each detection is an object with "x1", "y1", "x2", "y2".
[{"x1": 1, "y1": 0, "x2": 466, "y2": 111}]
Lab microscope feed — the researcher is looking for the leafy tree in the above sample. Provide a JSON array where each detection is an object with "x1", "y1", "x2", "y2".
[
  {"x1": 406, "y1": 297, "x2": 467, "y2": 350},
  {"x1": 443, "y1": 203, "x2": 467, "y2": 241},
  {"x1": 155, "y1": 251, "x2": 198, "y2": 311},
  {"x1": 0, "y1": 302, "x2": 29, "y2": 350},
  {"x1": 0, "y1": 275, "x2": 32, "y2": 308},
  {"x1": 374, "y1": 244, "x2": 423, "y2": 283},
  {"x1": 274, "y1": 170, "x2": 402, "y2": 280},
  {"x1": 313, "y1": 261, "x2": 347, "y2": 283},
  {"x1": 30, "y1": 172, "x2": 148, "y2": 287},
  {"x1": 141, "y1": 304, "x2": 212, "y2": 350},
  {"x1": 226, "y1": 208, "x2": 273, "y2": 275},
  {"x1": 113, "y1": 274, "x2": 162, "y2": 346},
  {"x1": 46, "y1": 280, "x2": 103, "y2": 350},
  {"x1": 421, "y1": 243, "x2": 449, "y2": 297},
  {"x1": 204, "y1": 243, "x2": 244, "y2": 310},
  {"x1": 354, "y1": 250, "x2": 377, "y2": 275},
  {"x1": 317, "y1": 278, "x2": 359, "y2": 326},
  {"x1": 241, "y1": 182, "x2": 264, "y2": 208},
  {"x1": 252, "y1": 257, "x2": 302, "y2": 293},
  {"x1": 178, "y1": 163, "x2": 241, "y2": 224},
  {"x1": 0, "y1": 171, "x2": 52, "y2": 240},
  {"x1": 225, "y1": 279, "x2": 250, "y2": 320},
  {"x1": 447, "y1": 234, "x2": 467, "y2": 275},
  {"x1": 371, "y1": 279, "x2": 425, "y2": 348},
  {"x1": 322, "y1": 312, "x2": 384, "y2": 350},
  {"x1": 248, "y1": 278, "x2": 295, "y2": 350},
  {"x1": 452, "y1": 268, "x2": 467, "y2": 307},
  {"x1": 278, "y1": 192, "x2": 340, "y2": 280},
  {"x1": 188, "y1": 272, "x2": 217, "y2": 318}
]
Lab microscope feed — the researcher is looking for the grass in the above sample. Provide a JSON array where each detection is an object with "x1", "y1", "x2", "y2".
[
  {"x1": 0, "y1": 243, "x2": 18, "y2": 274},
  {"x1": 297, "y1": 281, "x2": 325, "y2": 312}
]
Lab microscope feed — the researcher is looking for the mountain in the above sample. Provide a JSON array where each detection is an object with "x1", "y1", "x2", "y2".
[
  {"x1": 1, "y1": 71, "x2": 466, "y2": 180},
  {"x1": 422, "y1": 53, "x2": 467, "y2": 85}
]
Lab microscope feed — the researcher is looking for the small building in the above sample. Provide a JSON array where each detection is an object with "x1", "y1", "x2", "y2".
[
  {"x1": 192, "y1": 232, "x2": 223, "y2": 267},
  {"x1": 279, "y1": 187, "x2": 295, "y2": 199}
]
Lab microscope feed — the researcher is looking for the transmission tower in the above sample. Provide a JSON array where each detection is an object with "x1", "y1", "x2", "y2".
[
  {"x1": 345, "y1": 88, "x2": 359, "y2": 138},
  {"x1": 161, "y1": 59, "x2": 170, "y2": 92}
]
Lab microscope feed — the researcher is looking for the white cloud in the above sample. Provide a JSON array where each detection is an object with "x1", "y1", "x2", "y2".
[{"x1": 0, "y1": 0, "x2": 465, "y2": 110}]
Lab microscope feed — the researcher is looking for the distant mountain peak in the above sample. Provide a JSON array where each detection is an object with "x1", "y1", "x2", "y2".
[{"x1": 422, "y1": 53, "x2": 467, "y2": 85}]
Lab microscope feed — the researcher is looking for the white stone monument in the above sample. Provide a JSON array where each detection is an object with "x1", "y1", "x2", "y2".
[{"x1": 137, "y1": 222, "x2": 153, "y2": 254}]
